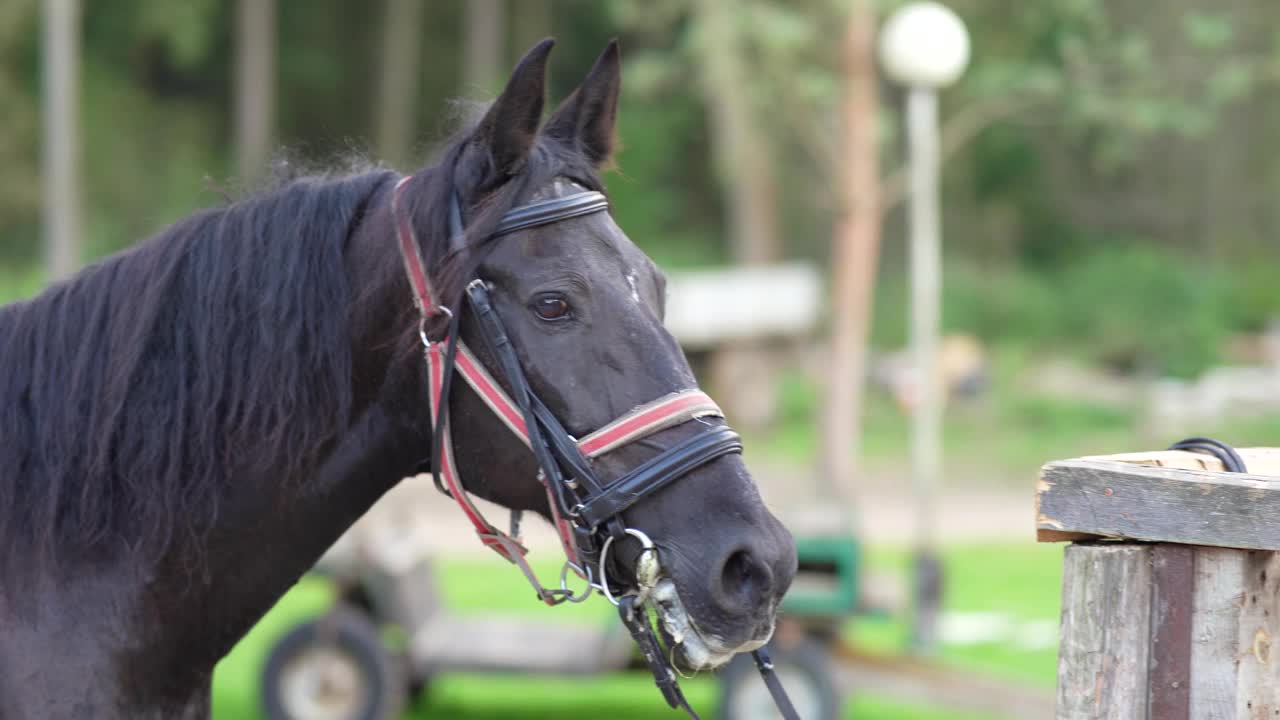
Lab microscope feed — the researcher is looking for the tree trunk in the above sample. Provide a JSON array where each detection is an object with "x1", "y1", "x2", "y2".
[
  {"x1": 235, "y1": 0, "x2": 275, "y2": 183},
  {"x1": 463, "y1": 0, "x2": 504, "y2": 95},
  {"x1": 512, "y1": 0, "x2": 551, "y2": 63},
  {"x1": 690, "y1": 0, "x2": 779, "y2": 265},
  {"x1": 42, "y1": 0, "x2": 80, "y2": 281},
  {"x1": 820, "y1": 0, "x2": 880, "y2": 508},
  {"x1": 375, "y1": 0, "x2": 424, "y2": 167}
]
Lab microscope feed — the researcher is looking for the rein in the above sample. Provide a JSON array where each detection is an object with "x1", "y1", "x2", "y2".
[{"x1": 391, "y1": 175, "x2": 799, "y2": 719}]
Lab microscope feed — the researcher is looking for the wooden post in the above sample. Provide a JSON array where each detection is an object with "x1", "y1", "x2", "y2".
[{"x1": 1039, "y1": 449, "x2": 1280, "y2": 719}]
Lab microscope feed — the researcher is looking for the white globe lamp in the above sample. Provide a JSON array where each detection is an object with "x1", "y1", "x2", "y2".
[{"x1": 879, "y1": 1, "x2": 971, "y2": 89}]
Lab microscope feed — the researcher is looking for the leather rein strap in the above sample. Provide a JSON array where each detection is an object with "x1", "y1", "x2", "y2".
[{"x1": 391, "y1": 175, "x2": 798, "y2": 719}]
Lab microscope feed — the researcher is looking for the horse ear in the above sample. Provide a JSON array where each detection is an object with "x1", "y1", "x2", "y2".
[
  {"x1": 543, "y1": 40, "x2": 621, "y2": 166},
  {"x1": 472, "y1": 38, "x2": 555, "y2": 178}
]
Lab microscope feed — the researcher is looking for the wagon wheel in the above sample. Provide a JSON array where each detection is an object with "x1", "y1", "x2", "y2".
[
  {"x1": 261, "y1": 606, "x2": 405, "y2": 720},
  {"x1": 718, "y1": 639, "x2": 839, "y2": 720}
]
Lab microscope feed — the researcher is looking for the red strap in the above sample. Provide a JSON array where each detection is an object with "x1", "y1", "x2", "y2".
[
  {"x1": 427, "y1": 344, "x2": 527, "y2": 563},
  {"x1": 577, "y1": 391, "x2": 722, "y2": 458},
  {"x1": 393, "y1": 176, "x2": 440, "y2": 318},
  {"x1": 439, "y1": 336, "x2": 725, "y2": 569}
]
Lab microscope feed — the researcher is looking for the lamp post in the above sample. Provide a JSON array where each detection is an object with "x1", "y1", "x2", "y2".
[{"x1": 878, "y1": 1, "x2": 970, "y2": 653}]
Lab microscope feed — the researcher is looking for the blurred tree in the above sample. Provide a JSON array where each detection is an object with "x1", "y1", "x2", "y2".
[
  {"x1": 375, "y1": 0, "x2": 425, "y2": 168},
  {"x1": 512, "y1": 0, "x2": 552, "y2": 65},
  {"x1": 611, "y1": 0, "x2": 787, "y2": 265},
  {"x1": 1, "y1": 1, "x2": 40, "y2": 265},
  {"x1": 235, "y1": 0, "x2": 275, "y2": 182},
  {"x1": 464, "y1": 0, "x2": 505, "y2": 95},
  {"x1": 689, "y1": 0, "x2": 779, "y2": 265},
  {"x1": 41, "y1": 0, "x2": 81, "y2": 280},
  {"x1": 823, "y1": 0, "x2": 880, "y2": 497}
]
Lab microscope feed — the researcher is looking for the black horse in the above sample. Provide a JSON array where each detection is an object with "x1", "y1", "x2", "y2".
[{"x1": 0, "y1": 40, "x2": 796, "y2": 718}]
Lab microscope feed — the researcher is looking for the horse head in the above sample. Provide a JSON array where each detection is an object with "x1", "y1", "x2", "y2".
[{"x1": 402, "y1": 39, "x2": 797, "y2": 673}]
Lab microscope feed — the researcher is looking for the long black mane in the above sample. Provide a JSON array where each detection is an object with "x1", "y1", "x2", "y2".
[
  {"x1": 0, "y1": 120, "x2": 605, "y2": 579},
  {"x1": 0, "y1": 169, "x2": 391, "y2": 576}
]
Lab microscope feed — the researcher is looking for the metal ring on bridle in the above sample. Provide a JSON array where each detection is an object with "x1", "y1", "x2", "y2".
[
  {"x1": 417, "y1": 306, "x2": 454, "y2": 348},
  {"x1": 556, "y1": 560, "x2": 595, "y2": 604},
  {"x1": 598, "y1": 528, "x2": 656, "y2": 607}
]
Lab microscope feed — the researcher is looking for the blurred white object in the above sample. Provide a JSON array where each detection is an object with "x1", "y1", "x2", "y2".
[
  {"x1": 664, "y1": 262, "x2": 821, "y2": 350},
  {"x1": 879, "y1": 2, "x2": 971, "y2": 89}
]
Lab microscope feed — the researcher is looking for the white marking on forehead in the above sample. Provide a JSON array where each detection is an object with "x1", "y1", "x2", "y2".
[{"x1": 626, "y1": 271, "x2": 641, "y2": 304}]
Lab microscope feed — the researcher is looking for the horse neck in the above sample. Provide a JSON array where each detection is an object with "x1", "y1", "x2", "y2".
[
  {"x1": 130, "y1": 187, "x2": 434, "y2": 701},
  {"x1": 191, "y1": 185, "x2": 431, "y2": 632}
]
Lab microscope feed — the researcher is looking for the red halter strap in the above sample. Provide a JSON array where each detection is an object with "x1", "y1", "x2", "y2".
[
  {"x1": 392, "y1": 176, "x2": 446, "y2": 321},
  {"x1": 395, "y1": 175, "x2": 727, "y2": 603}
]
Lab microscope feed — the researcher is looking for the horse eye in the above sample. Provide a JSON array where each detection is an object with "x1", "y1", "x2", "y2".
[{"x1": 531, "y1": 294, "x2": 571, "y2": 321}]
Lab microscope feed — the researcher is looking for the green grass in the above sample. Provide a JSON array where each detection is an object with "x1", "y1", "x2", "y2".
[{"x1": 212, "y1": 543, "x2": 1063, "y2": 719}]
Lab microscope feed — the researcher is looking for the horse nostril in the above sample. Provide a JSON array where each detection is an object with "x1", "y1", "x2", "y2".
[{"x1": 716, "y1": 548, "x2": 774, "y2": 613}]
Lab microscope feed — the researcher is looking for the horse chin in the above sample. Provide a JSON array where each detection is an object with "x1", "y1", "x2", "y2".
[{"x1": 649, "y1": 578, "x2": 772, "y2": 673}]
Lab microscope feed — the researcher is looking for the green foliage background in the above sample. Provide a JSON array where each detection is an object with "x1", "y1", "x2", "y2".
[{"x1": 6, "y1": 0, "x2": 1280, "y2": 377}]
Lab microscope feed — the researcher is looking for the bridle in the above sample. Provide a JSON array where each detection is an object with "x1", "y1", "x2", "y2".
[{"x1": 391, "y1": 174, "x2": 799, "y2": 720}]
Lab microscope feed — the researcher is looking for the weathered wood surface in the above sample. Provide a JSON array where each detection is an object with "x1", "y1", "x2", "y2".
[
  {"x1": 1079, "y1": 447, "x2": 1280, "y2": 477},
  {"x1": 1232, "y1": 550, "x2": 1280, "y2": 718},
  {"x1": 1057, "y1": 544, "x2": 1152, "y2": 719},
  {"x1": 1192, "y1": 547, "x2": 1247, "y2": 719},
  {"x1": 1057, "y1": 543, "x2": 1280, "y2": 719},
  {"x1": 1149, "y1": 545, "x2": 1193, "y2": 720},
  {"x1": 1037, "y1": 459, "x2": 1280, "y2": 550}
]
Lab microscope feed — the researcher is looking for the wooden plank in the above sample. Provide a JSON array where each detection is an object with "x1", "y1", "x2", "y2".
[
  {"x1": 1234, "y1": 551, "x2": 1280, "y2": 718},
  {"x1": 1079, "y1": 448, "x2": 1280, "y2": 477},
  {"x1": 1149, "y1": 545, "x2": 1194, "y2": 720},
  {"x1": 1190, "y1": 547, "x2": 1245, "y2": 718},
  {"x1": 1037, "y1": 460, "x2": 1280, "y2": 550},
  {"x1": 1056, "y1": 543, "x2": 1152, "y2": 719}
]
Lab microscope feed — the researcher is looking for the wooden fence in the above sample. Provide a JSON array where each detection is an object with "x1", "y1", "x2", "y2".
[{"x1": 1037, "y1": 448, "x2": 1280, "y2": 719}]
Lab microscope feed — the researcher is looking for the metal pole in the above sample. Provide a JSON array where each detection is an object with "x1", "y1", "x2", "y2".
[
  {"x1": 907, "y1": 86, "x2": 943, "y2": 653},
  {"x1": 42, "y1": 0, "x2": 81, "y2": 281}
]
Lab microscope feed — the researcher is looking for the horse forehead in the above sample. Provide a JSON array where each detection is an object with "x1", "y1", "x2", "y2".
[{"x1": 510, "y1": 212, "x2": 637, "y2": 271}]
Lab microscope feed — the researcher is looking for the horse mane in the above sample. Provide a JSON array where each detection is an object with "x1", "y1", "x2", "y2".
[
  {"x1": 0, "y1": 167, "x2": 393, "y2": 576},
  {"x1": 0, "y1": 115, "x2": 607, "y2": 578}
]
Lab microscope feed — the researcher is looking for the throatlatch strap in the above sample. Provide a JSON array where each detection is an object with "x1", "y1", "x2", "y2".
[{"x1": 427, "y1": 343, "x2": 527, "y2": 561}]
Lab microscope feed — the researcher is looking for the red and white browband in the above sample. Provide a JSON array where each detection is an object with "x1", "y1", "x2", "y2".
[{"x1": 393, "y1": 176, "x2": 726, "y2": 602}]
